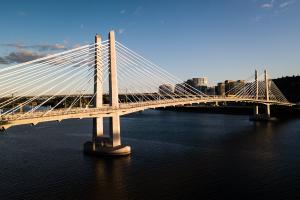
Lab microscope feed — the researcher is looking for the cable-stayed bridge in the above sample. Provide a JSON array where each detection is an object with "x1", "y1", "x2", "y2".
[{"x1": 0, "y1": 31, "x2": 294, "y2": 155}]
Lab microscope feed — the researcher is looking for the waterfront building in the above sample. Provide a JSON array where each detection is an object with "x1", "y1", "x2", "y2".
[
  {"x1": 191, "y1": 77, "x2": 208, "y2": 94},
  {"x1": 186, "y1": 79, "x2": 194, "y2": 87},
  {"x1": 192, "y1": 77, "x2": 208, "y2": 87},
  {"x1": 217, "y1": 82, "x2": 225, "y2": 96},
  {"x1": 175, "y1": 83, "x2": 187, "y2": 95},
  {"x1": 159, "y1": 84, "x2": 174, "y2": 95},
  {"x1": 207, "y1": 87, "x2": 216, "y2": 95},
  {"x1": 225, "y1": 80, "x2": 235, "y2": 95},
  {"x1": 225, "y1": 80, "x2": 245, "y2": 95}
]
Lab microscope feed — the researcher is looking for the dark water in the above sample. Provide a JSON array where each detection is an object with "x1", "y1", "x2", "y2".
[{"x1": 1, "y1": 110, "x2": 300, "y2": 200}]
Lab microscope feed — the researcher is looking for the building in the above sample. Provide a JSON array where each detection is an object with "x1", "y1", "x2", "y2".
[
  {"x1": 206, "y1": 87, "x2": 216, "y2": 96},
  {"x1": 186, "y1": 79, "x2": 194, "y2": 87},
  {"x1": 174, "y1": 83, "x2": 187, "y2": 95},
  {"x1": 192, "y1": 77, "x2": 208, "y2": 87},
  {"x1": 190, "y1": 77, "x2": 208, "y2": 94},
  {"x1": 225, "y1": 80, "x2": 245, "y2": 95},
  {"x1": 159, "y1": 84, "x2": 174, "y2": 95},
  {"x1": 217, "y1": 82, "x2": 225, "y2": 96},
  {"x1": 224, "y1": 80, "x2": 235, "y2": 95}
]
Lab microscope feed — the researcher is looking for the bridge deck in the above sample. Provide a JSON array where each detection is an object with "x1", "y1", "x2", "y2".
[{"x1": 0, "y1": 97, "x2": 294, "y2": 130}]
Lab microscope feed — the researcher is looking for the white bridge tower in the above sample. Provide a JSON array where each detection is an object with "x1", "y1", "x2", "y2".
[{"x1": 84, "y1": 31, "x2": 131, "y2": 156}]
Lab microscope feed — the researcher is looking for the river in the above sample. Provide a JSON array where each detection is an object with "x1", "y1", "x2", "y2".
[{"x1": 1, "y1": 110, "x2": 300, "y2": 199}]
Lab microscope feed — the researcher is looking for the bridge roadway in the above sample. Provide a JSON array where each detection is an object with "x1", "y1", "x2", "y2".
[{"x1": 0, "y1": 97, "x2": 294, "y2": 130}]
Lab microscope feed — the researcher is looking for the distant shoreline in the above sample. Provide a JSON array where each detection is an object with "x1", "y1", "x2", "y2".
[{"x1": 158, "y1": 105, "x2": 300, "y2": 118}]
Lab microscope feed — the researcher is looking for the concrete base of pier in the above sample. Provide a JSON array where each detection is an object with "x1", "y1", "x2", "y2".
[
  {"x1": 249, "y1": 114, "x2": 277, "y2": 122},
  {"x1": 83, "y1": 141, "x2": 131, "y2": 156}
]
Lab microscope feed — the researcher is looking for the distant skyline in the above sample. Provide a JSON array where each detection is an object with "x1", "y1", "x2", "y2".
[{"x1": 0, "y1": 0, "x2": 299, "y2": 84}]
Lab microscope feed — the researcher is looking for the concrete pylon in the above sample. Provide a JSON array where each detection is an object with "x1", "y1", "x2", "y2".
[
  {"x1": 108, "y1": 31, "x2": 121, "y2": 147},
  {"x1": 254, "y1": 69, "x2": 259, "y2": 115},
  {"x1": 108, "y1": 31, "x2": 119, "y2": 108},
  {"x1": 84, "y1": 31, "x2": 131, "y2": 156},
  {"x1": 249, "y1": 69, "x2": 273, "y2": 121},
  {"x1": 264, "y1": 69, "x2": 270, "y2": 116},
  {"x1": 93, "y1": 34, "x2": 104, "y2": 141}
]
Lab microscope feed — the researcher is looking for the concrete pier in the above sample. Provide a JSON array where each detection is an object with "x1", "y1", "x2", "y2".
[{"x1": 84, "y1": 141, "x2": 131, "y2": 156}]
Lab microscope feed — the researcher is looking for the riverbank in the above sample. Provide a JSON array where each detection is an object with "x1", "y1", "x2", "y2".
[{"x1": 158, "y1": 105, "x2": 300, "y2": 118}]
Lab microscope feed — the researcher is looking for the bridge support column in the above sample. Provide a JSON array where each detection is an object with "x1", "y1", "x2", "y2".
[
  {"x1": 93, "y1": 34, "x2": 104, "y2": 140},
  {"x1": 251, "y1": 70, "x2": 262, "y2": 120},
  {"x1": 254, "y1": 70, "x2": 259, "y2": 115},
  {"x1": 266, "y1": 104, "x2": 270, "y2": 117},
  {"x1": 254, "y1": 105, "x2": 259, "y2": 115},
  {"x1": 109, "y1": 113, "x2": 121, "y2": 147},
  {"x1": 250, "y1": 69, "x2": 274, "y2": 122},
  {"x1": 264, "y1": 70, "x2": 271, "y2": 118},
  {"x1": 84, "y1": 31, "x2": 131, "y2": 156}
]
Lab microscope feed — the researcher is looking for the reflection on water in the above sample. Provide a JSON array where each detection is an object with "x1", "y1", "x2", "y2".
[
  {"x1": 80, "y1": 156, "x2": 132, "y2": 200},
  {"x1": 1, "y1": 110, "x2": 300, "y2": 199}
]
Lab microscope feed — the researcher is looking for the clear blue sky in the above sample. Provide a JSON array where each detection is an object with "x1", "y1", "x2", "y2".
[{"x1": 0, "y1": 0, "x2": 299, "y2": 84}]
